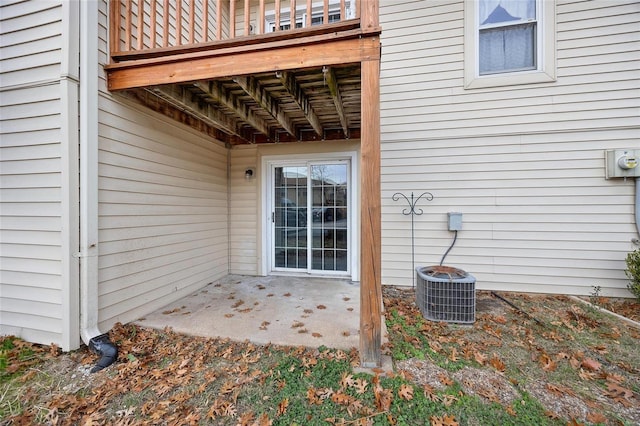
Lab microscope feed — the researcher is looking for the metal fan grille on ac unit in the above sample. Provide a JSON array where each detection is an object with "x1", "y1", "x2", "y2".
[{"x1": 416, "y1": 266, "x2": 476, "y2": 324}]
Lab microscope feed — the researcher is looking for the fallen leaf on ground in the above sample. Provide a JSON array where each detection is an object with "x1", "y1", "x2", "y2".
[
  {"x1": 474, "y1": 351, "x2": 488, "y2": 365},
  {"x1": 277, "y1": 398, "x2": 289, "y2": 415},
  {"x1": 606, "y1": 382, "x2": 634, "y2": 407},
  {"x1": 581, "y1": 358, "x2": 601, "y2": 371},
  {"x1": 430, "y1": 414, "x2": 458, "y2": 426},
  {"x1": 437, "y1": 372, "x2": 454, "y2": 386},
  {"x1": 586, "y1": 412, "x2": 607, "y2": 424},
  {"x1": 489, "y1": 356, "x2": 506, "y2": 372},
  {"x1": 398, "y1": 384, "x2": 414, "y2": 400}
]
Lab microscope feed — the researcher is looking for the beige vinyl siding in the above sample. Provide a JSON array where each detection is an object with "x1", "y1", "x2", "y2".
[
  {"x1": 230, "y1": 145, "x2": 259, "y2": 274},
  {"x1": 96, "y1": 97, "x2": 229, "y2": 331},
  {"x1": 379, "y1": 0, "x2": 640, "y2": 297},
  {"x1": 0, "y1": 1, "x2": 76, "y2": 348},
  {"x1": 96, "y1": 1, "x2": 229, "y2": 331},
  {"x1": 0, "y1": 1, "x2": 62, "y2": 87}
]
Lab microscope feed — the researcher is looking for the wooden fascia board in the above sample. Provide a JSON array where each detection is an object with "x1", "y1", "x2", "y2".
[
  {"x1": 194, "y1": 81, "x2": 271, "y2": 137},
  {"x1": 324, "y1": 66, "x2": 349, "y2": 136},
  {"x1": 106, "y1": 34, "x2": 381, "y2": 91},
  {"x1": 234, "y1": 76, "x2": 297, "y2": 138},
  {"x1": 278, "y1": 71, "x2": 323, "y2": 137}
]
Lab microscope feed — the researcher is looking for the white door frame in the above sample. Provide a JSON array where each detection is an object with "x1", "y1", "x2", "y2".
[{"x1": 260, "y1": 151, "x2": 359, "y2": 281}]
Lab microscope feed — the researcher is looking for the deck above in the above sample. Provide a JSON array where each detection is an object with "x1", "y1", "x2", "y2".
[{"x1": 106, "y1": 0, "x2": 380, "y2": 145}]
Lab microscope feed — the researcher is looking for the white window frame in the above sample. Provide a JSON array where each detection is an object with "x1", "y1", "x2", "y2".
[
  {"x1": 464, "y1": 0, "x2": 556, "y2": 89},
  {"x1": 265, "y1": 1, "x2": 354, "y2": 33}
]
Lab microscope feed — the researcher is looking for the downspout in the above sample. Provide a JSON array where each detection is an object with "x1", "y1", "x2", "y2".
[
  {"x1": 635, "y1": 177, "x2": 640, "y2": 241},
  {"x1": 79, "y1": 0, "x2": 117, "y2": 372}
]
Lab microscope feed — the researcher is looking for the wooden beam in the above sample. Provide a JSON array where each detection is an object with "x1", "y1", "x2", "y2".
[
  {"x1": 123, "y1": 89, "x2": 233, "y2": 143},
  {"x1": 194, "y1": 81, "x2": 271, "y2": 137},
  {"x1": 151, "y1": 84, "x2": 247, "y2": 141},
  {"x1": 234, "y1": 76, "x2": 297, "y2": 138},
  {"x1": 359, "y1": 42, "x2": 381, "y2": 367},
  {"x1": 106, "y1": 30, "x2": 380, "y2": 90},
  {"x1": 324, "y1": 66, "x2": 349, "y2": 136},
  {"x1": 277, "y1": 71, "x2": 323, "y2": 137}
]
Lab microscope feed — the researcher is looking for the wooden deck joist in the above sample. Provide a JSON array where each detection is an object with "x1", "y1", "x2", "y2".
[{"x1": 234, "y1": 76, "x2": 297, "y2": 139}]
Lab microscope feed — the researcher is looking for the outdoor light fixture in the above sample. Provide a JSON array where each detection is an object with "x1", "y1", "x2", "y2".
[{"x1": 244, "y1": 168, "x2": 254, "y2": 180}]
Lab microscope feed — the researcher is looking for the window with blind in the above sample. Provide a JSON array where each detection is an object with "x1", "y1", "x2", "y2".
[{"x1": 464, "y1": 0, "x2": 556, "y2": 89}]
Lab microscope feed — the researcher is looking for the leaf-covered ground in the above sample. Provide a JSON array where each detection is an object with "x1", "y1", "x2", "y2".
[{"x1": 1, "y1": 289, "x2": 638, "y2": 425}]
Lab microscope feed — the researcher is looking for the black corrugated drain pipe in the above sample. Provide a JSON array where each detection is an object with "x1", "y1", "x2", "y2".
[{"x1": 88, "y1": 333, "x2": 118, "y2": 373}]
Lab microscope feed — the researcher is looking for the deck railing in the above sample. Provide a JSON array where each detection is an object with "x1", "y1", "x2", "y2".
[{"x1": 109, "y1": 0, "x2": 361, "y2": 59}]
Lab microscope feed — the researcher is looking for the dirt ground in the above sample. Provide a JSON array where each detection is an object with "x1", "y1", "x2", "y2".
[
  {"x1": 384, "y1": 287, "x2": 640, "y2": 425},
  {"x1": 2, "y1": 288, "x2": 639, "y2": 425}
]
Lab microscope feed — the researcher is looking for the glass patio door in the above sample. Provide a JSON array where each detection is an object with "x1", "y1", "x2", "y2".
[{"x1": 272, "y1": 162, "x2": 349, "y2": 273}]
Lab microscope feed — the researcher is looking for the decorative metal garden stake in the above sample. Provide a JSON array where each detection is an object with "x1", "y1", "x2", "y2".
[{"x1": 392, "y1": 192, "x2": 434, "y2": 287}]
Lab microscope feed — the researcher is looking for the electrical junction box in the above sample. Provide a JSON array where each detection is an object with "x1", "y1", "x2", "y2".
[
  {"x1": 605, "y1": 149, "x2": 640, "y2": 179},
  {"x1": 448, "y1": 212, "x2": 463, "y2": 231}
]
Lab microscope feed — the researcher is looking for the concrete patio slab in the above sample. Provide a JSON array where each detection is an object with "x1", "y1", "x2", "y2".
[{"x1": 135, "y1": 275, "x2": 362, "y2": 350}]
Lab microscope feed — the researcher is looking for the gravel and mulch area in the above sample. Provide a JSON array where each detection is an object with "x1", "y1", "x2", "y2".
[{"x1": 384, "y1": 287, "x2": 640, "y2": 426}]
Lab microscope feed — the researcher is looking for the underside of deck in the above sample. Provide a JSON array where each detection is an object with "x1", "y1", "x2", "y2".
[{"x1": 105, "y1": 6, "x2": 381, "y2": 146}]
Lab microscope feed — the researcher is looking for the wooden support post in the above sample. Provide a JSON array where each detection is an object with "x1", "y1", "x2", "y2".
[
  {"x1": 189, "y1": 1, "x2": 195, "y2": 44},
  {"x1": 229, "y1": 0, "x2": 236, "y2": 38},
  {"x1": 124, "y1": 0, "x2": 132, "y2": 51},
  {"x1": 216, "y1": 0, "x2": 222, "y2": 40},
  {"x1": 109, "y1": 0, "x2": 120, "y2": 57},
  {"x1": 176, "y1": 0, "x2": 182, "y2": 45},
  {"x1": 361, "y1": 0, "x2": 379, "y2": 31},
  {"x1": 359, "y1": 39, "x2": 381, "y2": 367},
  {"x1": 136, "y1": 0, "x2": 144, "y2": 50},
  {"x1": 244, "y1": 0, "x2": 251, "y2": 36},
  {"x1": 202, "y1": 0, "x2": 208, "y2": 42},
  {"x1": 306, "y1": 0, "x2": 312, "y2": 27},
  {"x1": 163, "y1": 0, "x2": 169, "y2": 47},
  {"x1": 258, "y1": 0, "x2": 265, "y2": 34},
  {"x1": 150, "y1": 0, "x2": 157, "y2": 47}
]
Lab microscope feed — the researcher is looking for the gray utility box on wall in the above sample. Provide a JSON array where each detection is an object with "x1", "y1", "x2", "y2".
[{"x1": 416, "y1": 265, "x2": 476, "y2": 324}]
